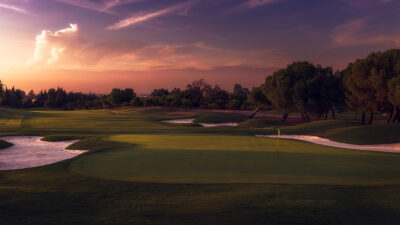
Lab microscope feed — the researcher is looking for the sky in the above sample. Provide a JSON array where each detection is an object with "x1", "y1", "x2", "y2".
[{"x1": 0, "y1": 0, "x2": 400, "y2": 94}]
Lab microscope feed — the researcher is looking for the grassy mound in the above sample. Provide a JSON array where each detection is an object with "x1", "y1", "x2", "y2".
[
  {"x1": 193, "y1": 113, "x2": 247, "y2": 123},
  {"x1": 328, "y1": 123, "x2": 400, "y2": 145},
  {"x1": 279, "y1": 120, "x2": 400, "y2": 145},
  {"x1": 0, "y1": 140, "x2": 13, "y2": 150},
  {"x1": 172, "y1": 122, "x2": 203, "y2": 127},
  {"x1": 238, "y1": 118, "x2": 289, "y2": 128},
  {"x1": 0, "y1": 106, "x2": 27, "y2": 132},
  {"x1": 66, "y1": 137, "x2": 133, "y2": 151},
  {"x1": 70, "y1": 134, "x2": 400, "y2": 185},
  {"x1": 3, "y1": 107, "x2": 400, "y2": 224},
  {"x1": 41, "y1": 135, "x2": 84, "y2": 142},
  {"x1": 281, "y1": 120, "x2": 353, "y2": 134}
]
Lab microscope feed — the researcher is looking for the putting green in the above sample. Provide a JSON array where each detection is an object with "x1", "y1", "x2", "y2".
[{"x1": 70, "y1": 134, "x2": 400, "y2": 185}]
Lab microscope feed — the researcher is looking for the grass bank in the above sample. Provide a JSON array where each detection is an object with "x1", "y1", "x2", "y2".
[
  {"x1": 0, "y1": 140, "x2": 13, "y2": 149},
  {"x1": 1, "y1": 106, "x2": 400, "y2": 224}
]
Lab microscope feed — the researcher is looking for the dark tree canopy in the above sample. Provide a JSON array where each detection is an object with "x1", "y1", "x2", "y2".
[
  {"x1": 0, "y1": 80, "x2": 4, "y2": 104},
  {"x1": 1, "y1": 48, "x2": 400, "y2": 126},
  {"x1": 344, "y1": 49, "x2": 400, "y2": 124},
  {"x1": 264, "y1": 62, "x2": 342, "y2": 122}
]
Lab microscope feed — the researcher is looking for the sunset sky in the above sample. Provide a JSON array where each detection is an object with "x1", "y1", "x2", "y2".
[{"x1": 1, "y1": 0, "x2": 400, "y2": 94}]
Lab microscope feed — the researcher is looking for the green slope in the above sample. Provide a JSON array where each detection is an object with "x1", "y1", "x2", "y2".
[
  {"x1": 1, "y1": 107, "x2": 400, "y2": 224},
  {"x1": 70, "y1": 134, "x2": 400, "y2": 185}
]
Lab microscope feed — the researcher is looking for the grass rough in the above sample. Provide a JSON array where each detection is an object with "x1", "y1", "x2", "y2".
[
  {"x1": 193, "y1": 112, "x2": 247, "y2": 123},
  {"x1": 0, "y1": 140, "x2": 13, "y2": 150},
  {"x1": 1, "y1": 107, "x2": 400, "y2": 224},
  {"x1": 41, "y1": 135, "x2": 84, "y2": 142}
]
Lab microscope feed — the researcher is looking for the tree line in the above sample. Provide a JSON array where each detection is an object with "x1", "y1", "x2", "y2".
[
  {"x1": 0, "y1": 80, "x2": 253, "y2": 111},
  {"x1": 1, "y1": 48, "x2": 400, "y2": 124},
  {"x1": 247, "y1": 49, "x2": 400, "y2": 124},
  {"x1": 0, "y1": 86, "x2": 101, "y2": 110}
]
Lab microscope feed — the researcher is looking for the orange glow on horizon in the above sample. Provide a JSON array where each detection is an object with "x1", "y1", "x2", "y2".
[{"x1": 2, "y1": 68, "x2": 269, "y2": 94}]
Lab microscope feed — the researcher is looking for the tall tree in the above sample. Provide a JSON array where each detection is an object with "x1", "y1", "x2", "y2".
[
  {"x1": 343, "y1": 49, "x2": 400, "y2": 124},
  {"x1": 293, "y1": 66, "x2": 344, "y2": 121},
  {"x1": 247, "y1": 85, "x2": 270, "y2": 118},
  {"x1": 264, "y1": 62, "x2": 316, "y2": 122},
  {"x1": 231, "y1": 84, "x2": 249, "y2": 106},
  {"x1": 0, "y1": 80, "x2": 4, "y2": 104},
  {"x1": 184, "y1": 79, "x2": 211, "y2": 107},
  {"x1": 388, "y1": 75, "x2": 400, "y2": 123}
]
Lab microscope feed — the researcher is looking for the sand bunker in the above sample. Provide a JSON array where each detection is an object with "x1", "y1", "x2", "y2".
[
  {"x1": 163, "y1": 119, "x2": 238, "y2": 127},
  {"x1": 257, "y1": 135, "x2": 400, "y2": 153},
  {"x1": 0, "y1": 136, "x2": 86, "y2": 170},
  {"x1": 199, "y1": 123, "x2": 238, "y2": 127},
  {"x1": 163, "y1": 119, "x2": 195, "y2": 124}
]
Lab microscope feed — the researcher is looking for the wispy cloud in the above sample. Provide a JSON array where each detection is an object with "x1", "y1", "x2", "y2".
[
  {"x1": 0, "y1": 2, "x2": 28, "y2": 14},
  {"x1": 107, "y1": 1, "x2": 197, "y2": 30},
  {"x1": 340, "y1": 0, "x2": 392, "y2": 7},
  {"x1": 331, "y1": 18, "x2": 400, "y2": 47},
  {"x1": 239, "y1": 0, "x2": 283, "y2": 9},
  {"x1": 26, "y1": 23, "x2": 287, "y2": 72},
  {"x1": 224, "y1": 0, "x2": 283, "y2": 14},
  {"x1": 55, "y1": 0, "x2": 141, "y2": 13}
]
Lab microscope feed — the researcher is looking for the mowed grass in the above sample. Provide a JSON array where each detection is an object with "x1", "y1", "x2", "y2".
[
  {"x1": 0, "y1": 107, "x2": 26, "y2": 133},
  {"x1": 238, "y1": 118, "x2": 291, "y2": 128},
  {"x1": 279, "y1": 120, "x2": 400, "y2": 144},
  {"x1": 14, "y1": 107, "x2": 209, "y2": 137},
  {"x1": 70, "y1": 134, "x2": 400, "y2": 185},
  {"x1": 1, "y1": 107, "x2": 400, "y2": 224},
  {"x1": 193, "y1": 112, "x2": 247, "y2": 123},
  {"x1": 5, "y1": 163, "x2": 400, "y2": 225}
]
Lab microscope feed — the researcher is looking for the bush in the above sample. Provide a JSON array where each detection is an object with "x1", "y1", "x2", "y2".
[
  {"x1": 226, "y1": 99, "x2": 241, "y2": 110},
  {"x1": 241, "y1": 100, "x2": 255, "y2": 110},
  {"x1": 130, "y1": 97, "x2": 143, "y2": 107},
  {"x1": 182, "y1": 98, "x2": 193, "y2": 108},
  {"x1": 143, "y1": 98, "x2": 154, "y2": 107},
  {"x1": 121, "y1": 102, "x2": 130, "y2": 107},
  {"x1": 170, "y1": 99, "x2": 182, "y2": 107},
  {"x1": 208, "y1": 103, "x2": 220, "y2": 109}
]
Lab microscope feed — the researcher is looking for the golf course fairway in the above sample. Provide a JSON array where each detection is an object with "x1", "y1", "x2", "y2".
[
  {"x1": 71, "y1": 134, "x2": 400, "y2": 185},
  {"x1": 2, "y1": 106, "x2": 400, "y2": 225}
]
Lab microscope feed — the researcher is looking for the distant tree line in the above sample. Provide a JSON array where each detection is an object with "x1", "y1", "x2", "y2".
[
  {"x1": 1, "y1": 48, "x2": 400, "y2": 124},
  {"x1": 143, "y1": 80, "x2": 252, "y2": 110},
  {"x1": 0, "y1": 80, "x2": 255, "y2": 111},
  {"x1": 0, "y1": 85, "x2": 101, "y2": 110}
]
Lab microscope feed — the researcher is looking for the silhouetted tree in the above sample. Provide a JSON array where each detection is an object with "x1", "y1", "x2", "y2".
[
  {"x1": 388, "y1": 72, "x2": 400, "y2": 123},
  {"x1": 106, "y1": 88, "x2": 136, "y2": 107},
  {"x1": 0, "y1": 80, "x2": 4, "y2": 104},
  {"x1": 264, "y1": 62, "x2": 310, "y2": 122},
  {"x1": 248, "y1": 85, "x2": 270, "y2": 118},
  {"x1": 184, "y1": 79, "x2": 210, "y2": 107},
  {"x1": 343, "y1": 49, "x2": 400, "y2": 124},
  {"x1": 231, "y1": 84, "x2": 249, "y2": 107}
]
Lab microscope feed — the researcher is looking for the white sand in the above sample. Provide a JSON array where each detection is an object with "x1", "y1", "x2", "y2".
[
  {"x1": 163, "y1": 119, "x2": 195, "y2": 124},
  {"x1": 256, "y1": 135, "x2": 400, "y2": 153},
  {"x1": 199, "y1": 123, "x2": 238, "y2": 127},
  {"x1": 163, "y1": 119, "x2": 238, "y2": 127},
  {"x1": 0, "y1": 136, "x2": 86, "y2": 170}
]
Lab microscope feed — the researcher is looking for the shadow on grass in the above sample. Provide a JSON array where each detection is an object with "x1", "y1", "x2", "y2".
[{"x1": 0, "y1": 140, "x2": 13, "y2": 150}]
